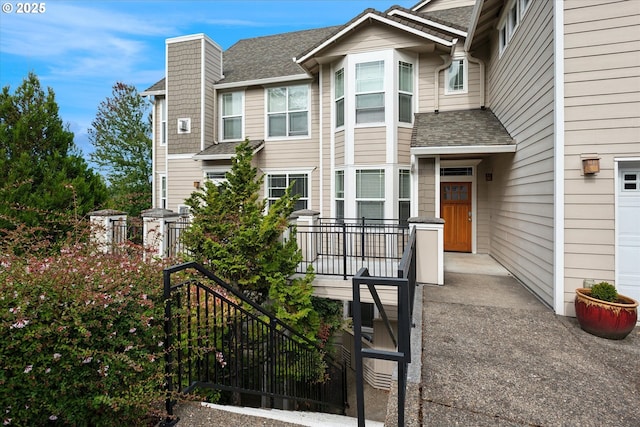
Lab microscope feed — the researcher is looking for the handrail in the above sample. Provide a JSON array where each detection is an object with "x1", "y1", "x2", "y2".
[
  {"x1": 352, "y1": 227, "x2": 417, "y2": 427},
  {"x1": 163, "y1": 262, "x2": 347, "y2": 422}
]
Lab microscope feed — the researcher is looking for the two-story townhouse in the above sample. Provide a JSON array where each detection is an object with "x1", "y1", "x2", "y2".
[{"x1": 143, "y1": 0, "x2": 640, "y2": 325}]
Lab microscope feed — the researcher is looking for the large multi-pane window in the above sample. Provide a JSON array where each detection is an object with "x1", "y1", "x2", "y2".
[
  {"x1": 335, "y1": 68, "x2": 345, "y2": 128},
  {"x1": 399, "y1": 169, "x2": 411, "y2": 225},
  {"x1": 267, "y1": 173, "x2": 308, "y2": 211},
  {"x1": 267, "y1": 85, "x2": 309, "y2": 137},
  {"x1": 355, "y1": 61, "x2": 385, "y2": 123},
  {"x1": 221, "y1": 92, "x2": 243, "y2": 140},
  {"x1": 398, "y1": 62, "x2": 413, "y2": 123},
  {"x1": 446, "y1": 59, "x2": 465, "y2": 93},
  {"x1": 356, "y1": 169, "x2": 385, "y2": 219},
  {"x1": 335, "y1": 170, "x2": 344, "y2": 219}
]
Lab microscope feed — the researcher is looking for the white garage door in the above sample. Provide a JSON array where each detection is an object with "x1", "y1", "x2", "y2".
[{"x1": 618, "y1": 163, "x2": 640, "y2": 303}]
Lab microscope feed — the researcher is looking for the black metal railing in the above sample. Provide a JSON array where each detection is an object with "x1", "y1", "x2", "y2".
[
  {"x1": 166, "y1": 217, "x2": 191, "y2": 257},
  {"x1": 163, "y1": 262, "x2": 347, "y2": 422},
  {"x1": 352, "y1": 227, "x2": 417, "y2": 427},
  {"x1": 111, "y1": 217, "x2": 142, "y2": 250},
  {"x1": 294, "y1": 217, "x2": 409, "y2": 279}
]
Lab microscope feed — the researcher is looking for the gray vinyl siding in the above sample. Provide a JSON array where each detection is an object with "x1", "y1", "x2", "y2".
[
  {"x1": 417, "y1": 55, "x2": 440, "y2": 113},
  {"x1": 203, "y1": 40, "x2": 221, "y2": 147},
  {"x1": 167, "y1": 39, "x2": 202, "y2": 155},
  {"x1": 437, "y1": 59, "x2": 482, "y2": 111},
  {"x1": 485, "y1": 0, "x2": 555, "y2": 306},
  {"x1": 418, "y1": 158, "x2": 436, "y2": 217},
  {"x1": 476, "y1": 160, "x2": 490, "y2": 253},
  {"x1": 562, "y1": 0, "x2": 640, "y2": 314}
]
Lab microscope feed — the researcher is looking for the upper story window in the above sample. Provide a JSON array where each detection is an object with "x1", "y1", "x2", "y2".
[
  {"x1": 398, "y1": 61, "x2": 413, "y2": 123},
  {"x1": 355, "y1": 61, "x2": 385, "y2": 124},
  {"x1": 445, "y1": 59, "x2": 467, "y2": 94},
  {"x1": 399, "y1": 169, "x2": 411, "y2": 225},
  {"x1": 335, "y1": 68, "x2": 345, "y2": 128},
  {"x1": 160, "y1": 174, "x2": 167, "y2": 209},
  {"x1": 267, "y1": 85, "x2": 309, "y2": 138},
  {"x1": 499, "y1": 0, "x2": 531, "y2": 55},
  {"x1": 221, "y1": 92, "x2": 243, "y2": 141},
  {"x1": 267, "y1": 172, "x2": 309, "y2": 211},
  {"x1": 158, "y1": 98, "x2": 167, "y2": 145}
]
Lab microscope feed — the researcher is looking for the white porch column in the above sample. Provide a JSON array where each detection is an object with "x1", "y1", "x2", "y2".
[
  {"x1": 409, "y1": 217, "x2": 445, "y2": 285},
  {"x1": 88, "y1": 209, "x2": 127, "y2": 254},
  {"x1": 141, "y1": 208, "x2": 181, "y2": 258},
  {"x1": 291, "y1": 209, "x2": 320, "y2": 264}
]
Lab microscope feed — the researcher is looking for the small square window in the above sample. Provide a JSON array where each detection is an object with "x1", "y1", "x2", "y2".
[{"x1": 177, "y1": 118, "x2": 191, "y2": 134}]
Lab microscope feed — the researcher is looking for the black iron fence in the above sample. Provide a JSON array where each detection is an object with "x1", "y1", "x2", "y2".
[
  {"x1": 294, "y1": 217, "x2": 410, "y2": 279},
  {"x1": 111, "y1": 217, "x2": 143, "y2": 250},
  {"x1": 352, "y1": 227, "x2": 417, "y2": 427},
  {"x1": 166, "y1": 217, "x2": 191, "y2": 257},
  {"x1": 163, "y1": 262, "x2": 347, "y2": 421}
]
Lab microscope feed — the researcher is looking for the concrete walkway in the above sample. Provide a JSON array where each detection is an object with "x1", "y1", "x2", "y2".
[{"x1": 421, "y1": 253, "x2": 640, "y2": 426}]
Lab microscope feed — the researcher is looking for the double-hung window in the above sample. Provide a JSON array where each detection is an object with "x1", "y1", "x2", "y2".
[
  {"x1": 446, "y1": 59, "x2": 466, "y2": 93},
  {"x1": 335, "y1": 170, "x2": 344, "y2": 219},
  {"x1": 355, "y1": 61, "x2": 385, "y2": 123},
  {"x1": 399, "y1": 169, "x2": 411, "y2": 225},
  {"x1": 221, "y1": 92, "x2": 243, "y2": 140},
  {"x1": 267, "y1": 173, "x2": 309, "y2": 211},
  {"x1": 267, "y1": 85, "x2": 309, "y2": 137},
  {"x1": 335, "y1": 68, "x2": 345, "y2": 128},
  {"x1": 356, "y1": 169, "x2": 385, "y2": 220},
  {"x1": 160, "y1": 174, "x2": 167, "y2": 209},
  {"x1": 398, "y1": 61, "x2": 413, "y2": 123},
  {"x1": 158, "y1": 98, "x2": 167, "y2": 145}
]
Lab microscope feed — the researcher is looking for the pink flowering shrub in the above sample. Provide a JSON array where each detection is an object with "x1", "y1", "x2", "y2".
[{"x1": 0, "y1": 242, "x2": 169, "y2": 426}]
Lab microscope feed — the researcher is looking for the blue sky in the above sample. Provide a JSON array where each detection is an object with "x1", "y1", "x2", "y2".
[{"x1": 0, "y1": 0, "x2": 418, "y2": 159}]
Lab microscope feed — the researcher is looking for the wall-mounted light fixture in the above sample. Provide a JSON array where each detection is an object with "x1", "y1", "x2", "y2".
[
  {"x1": 581, "y1": 154, "x2": 600, "y2": 175},
  {"x1": 193, "y1": 181, "x2": 201, "y2": 189}
]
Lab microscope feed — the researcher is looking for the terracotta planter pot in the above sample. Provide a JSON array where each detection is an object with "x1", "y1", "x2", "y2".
[{"x1": 575, "y1": 288, "x2": 638, "y2": 340}]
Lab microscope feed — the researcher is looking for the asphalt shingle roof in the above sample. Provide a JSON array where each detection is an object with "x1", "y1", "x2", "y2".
[
  {"x1": 411, "y1": 109, "x2": 515, "y2": 148},
  {"x1": 419, "y1": 6, "x2": 475, "y2": 30},
  {"x1": 193, "y1": 139, "x2": 264, "y2": 159}
]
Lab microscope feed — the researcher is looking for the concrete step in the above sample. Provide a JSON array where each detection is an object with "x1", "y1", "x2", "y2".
[{"x1": 199, "y1": 402, "x2": 384, "y2": 427}]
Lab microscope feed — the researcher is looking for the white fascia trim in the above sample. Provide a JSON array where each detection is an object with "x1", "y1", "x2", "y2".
[
  {"x1": 295, "y1": 12, "x2": 454, "y2": 64},
  {"x1": 411, "y1": 145, "x2": 516, "y2": 156},
  {"x1": 141, "y1": 89, "x2": 165, "y2": 97},
  {"x1": 553, "y1": 0, "x2": 565, "y2": 316},
  {"x1": 201, "y1": 39, "x2": 206, "y2": 152},
  {"x1": 411, "y1": 0, "x2": 432, "y2": 11},
  {"x1": 214, "y1": 74, "x2": 311, "y2": 90},
  {"x1": 388, "y1": 10, "x2": 468, "y2": 38},
  {"x1": 168, "y1": 153, "x2": 199, "y2": 160},
  {"x1": 464, "y1": 0, "x2": 485, "y2": 52},
  {"x1": 166, "y1": 33, "x2": 222, "y2": 51}
]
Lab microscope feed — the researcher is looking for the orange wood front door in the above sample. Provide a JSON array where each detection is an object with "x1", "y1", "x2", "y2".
[{"x1": 441, "y1": 182, "x2": 472, "y2": 252}]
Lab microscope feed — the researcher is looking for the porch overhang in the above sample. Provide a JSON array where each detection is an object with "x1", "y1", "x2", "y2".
[
  {"x1": 193, "y1": 139, "x2": 265, "y2": 160},
  {"x1": 411, "y1": 109, "x2": 515, "y2": 156}
]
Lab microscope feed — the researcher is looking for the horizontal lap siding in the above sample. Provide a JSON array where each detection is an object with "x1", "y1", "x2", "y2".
[
  {"x1": 486, "y1": 0, "x2": 555, "y2": 306},
  {"x1": 354, "y1": 127, "x2": 386, "y2": 164},
  {"x1": 321, "y1": 66, "x2": 333, "y2": 217},
  {"x1": 167, "y1": 158, "x2": 202, "y2": 211},
  {"x1": 418, "y1": 158, "x2": 435, "y2": 217},
  {"x1": 562, "y1": 0, "x2": 640, "y2": 314}
]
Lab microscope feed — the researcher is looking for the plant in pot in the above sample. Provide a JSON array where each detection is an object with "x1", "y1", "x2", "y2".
[{"x1": 575, "y1": 282, "x2": 638, "y2": 340}]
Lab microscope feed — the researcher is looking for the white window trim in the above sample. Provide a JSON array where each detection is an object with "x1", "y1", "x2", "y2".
[
  {"x1": 262, "y1": 168, "x2": 314, "y2": 210},
  {"x1": 334, "y1": 68, "x2": 345, "y2": 130},
  {"x1": 398, "y1": 61, "x2": 414, "y2": 124},
  {"x1": 444, "y1": 58, "x2": 468, "y2": 95},
  {"x1": 355, "y1": 60, "x2": 386, "y2": 125},
  {"x1": 177, "y1": 118, "x2": 191, "y2": 134},
  {"x1": 203, "y1": 168, "x2": 230, "y2": 187},
  {"x1": 355, "y1": 168, "x2": 386, "y2": 220},
  {"x1": 159, "y1": 173, "x2": 167, "y2": 209},
  {"x1": 497, "y1": 0, "x2": 529, "y2": 57},
  {"x1": 219, "y1": 91, "x2": 244, "y2": 142},
  {"x1": 265, "y1": 84, "x2": 311, "y2": 140},
  {"x1": 159, "y1": 98, "x2": 167, "y2": 146}
]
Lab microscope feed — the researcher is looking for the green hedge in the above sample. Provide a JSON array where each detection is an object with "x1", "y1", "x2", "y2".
[{"x1": 0, "y1": 243, "x2": 168, "y2": 426}]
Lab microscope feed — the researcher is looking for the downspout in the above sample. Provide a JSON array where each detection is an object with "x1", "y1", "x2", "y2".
[
  {"x1": 466, "y1": 53, "x2": 485, "y2": 109},
  {"x1": 433, "y1": 41, "x2": 457, "y2": 113}
]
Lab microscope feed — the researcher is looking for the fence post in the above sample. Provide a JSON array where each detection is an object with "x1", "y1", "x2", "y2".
[
  {"x1": 141, "y1": 208, "x2": 181, "y2": 258},
  {"x1": 408, "y1": 217, "x2": 445, "y2": 285},
  {"x1": 88, "y1": 209, "x2": 127, "y2": 253},
  {"x1": 291, "y1": 209, "x2": 320, "y2": 264}
]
